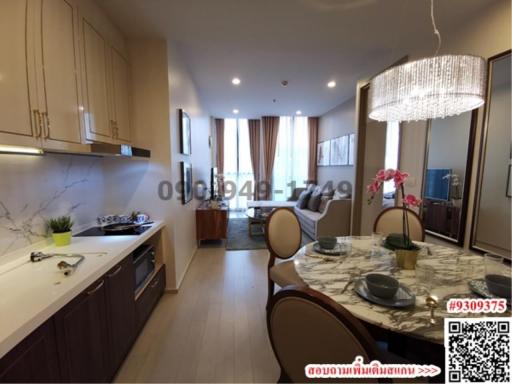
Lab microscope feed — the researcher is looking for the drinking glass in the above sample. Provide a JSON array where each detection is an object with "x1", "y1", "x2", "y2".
[
  {"x1": 484, "y1": 253, "x2": 508, "y2": 277},
  {"x1": 370, "y1": 231, "x2": 384, "y2": 257}
]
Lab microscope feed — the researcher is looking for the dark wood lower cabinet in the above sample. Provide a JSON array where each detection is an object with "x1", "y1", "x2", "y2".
[
  {"x1": 0, "y1": 253, "x2": 165, "y2": 383},
  {"x1": 54, "y1": 278, "x2": 110, "y2": 383},
  {"x1": 105, "y1": 255, "x2": 136, "y2": 379},
  {"x1": 0, "y1": 320, "x2": 60, "y2": 383},
  {"x1": 136, "y1": 266, "x2": 166, "y2": 332}
]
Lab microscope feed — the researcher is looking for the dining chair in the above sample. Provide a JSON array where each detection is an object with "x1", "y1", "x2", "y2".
[
  {"x1": 265, "y1": 208, "x2": 306, "y2": 309},
  {"x1": 267, "y1": 285, "x2": 387, "y2": 383},
  {"x1": 374, "y1": 207, "x2": 425, "y2": 241}
]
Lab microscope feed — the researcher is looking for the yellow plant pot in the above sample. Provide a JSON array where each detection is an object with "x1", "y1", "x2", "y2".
[
  {"x1": 395, "y1": 248, "x2": 419, "y2": 270},
  {"x1": 52, "y1": 231, "x2": 72, "y2": 247}
]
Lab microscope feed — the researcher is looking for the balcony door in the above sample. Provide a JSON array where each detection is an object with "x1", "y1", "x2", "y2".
[{"x1": 223, "y1": 118, "x2": 254, "y2": 211}]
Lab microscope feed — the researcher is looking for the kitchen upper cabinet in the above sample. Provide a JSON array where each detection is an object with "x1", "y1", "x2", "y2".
[
  {"x1": 110, "y1": 48, "x2": 132, "y2": 143},
  {"x1": 54, "y1": 277, "x2": 110, "y2": 383},
  {"x1": 36, "y1": 0, "x2": 85, "y2": 150},
  {"x1": 0, "y1": 0, "x2": 40, "y2": 147},
  {"x1": 82, "y1": 20, "x2": 113, "y2": 143}
]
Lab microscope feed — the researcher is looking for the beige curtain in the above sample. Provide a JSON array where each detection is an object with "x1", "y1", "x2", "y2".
[
  {"x1": 307, "y1": 117, "x2": 319, "y2": 184},
  {"x1": 215, "y1": 118, "x2": 224, "y2": 196},
  {"x1": 248, "y1": 119, "x2": 261, "y2": 200},
  {"x1": 261, "y1": 116, "x2": 279, "y2": 200}
]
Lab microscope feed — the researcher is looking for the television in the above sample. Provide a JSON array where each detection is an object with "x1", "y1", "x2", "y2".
[
  {"x1": 210, "y1": 167, "x2": 218, "y2": 200},
  {"x1": 424, "y1": 169, "x2": 451, "y2": 201}
]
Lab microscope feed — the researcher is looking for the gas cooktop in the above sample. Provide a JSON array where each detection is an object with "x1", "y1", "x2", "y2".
[{"x1": 74, "y1": 225, "x2": 152, "y2": 237}]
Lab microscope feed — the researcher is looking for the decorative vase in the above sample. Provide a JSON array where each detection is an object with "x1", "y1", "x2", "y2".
[
  {"x1": 52, "y1": 231, "x2": 72, "y2": 247},
  {"x1": 395, "y1": 248, "x2": 420, "y2": 270}
]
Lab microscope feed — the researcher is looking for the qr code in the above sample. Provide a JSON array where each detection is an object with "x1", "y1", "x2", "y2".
[{"x1": 445, "y1": 318, "x2": 511, "y2": 383}]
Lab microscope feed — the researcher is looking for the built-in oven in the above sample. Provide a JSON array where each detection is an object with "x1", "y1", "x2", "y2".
[{"x1": 133, "y1": 244, "x2": 156, "y2": 294}]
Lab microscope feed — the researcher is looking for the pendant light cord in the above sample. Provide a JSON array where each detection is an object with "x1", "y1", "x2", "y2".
[{"x1": 431, "y1": 0, "x2": 442, "y2": 55}]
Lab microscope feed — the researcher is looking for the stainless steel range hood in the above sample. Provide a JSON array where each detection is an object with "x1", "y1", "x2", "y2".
[
  {"x1": 89, "y1": 143, "x2": 152, "y2": 157},
  {"x1": 44, "y1": 143, "x2": 151, "y2": 158}
]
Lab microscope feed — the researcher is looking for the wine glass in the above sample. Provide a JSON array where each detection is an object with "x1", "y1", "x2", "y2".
[{"x1": 370, "y1": 231, "x2": 383, "y2": 257}]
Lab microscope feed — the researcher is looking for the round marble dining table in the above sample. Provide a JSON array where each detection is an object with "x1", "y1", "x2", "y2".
[{"x1": 293, "y1": 236, "x2": 510, "y2": 345}]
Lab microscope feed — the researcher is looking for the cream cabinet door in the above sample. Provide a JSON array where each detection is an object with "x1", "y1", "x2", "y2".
[
  {"x1": 0, "y1": 0, "x2": 41, "y2": 147},
  {"x1": 82, "y1": 19, "x2": 112, "y2": 142},
  {"x1": 37, "y1": 0, "x2": 84, "y2": 149},
  {"x1": 110, "y1": 48, "x2": 131, "y2": 143}
]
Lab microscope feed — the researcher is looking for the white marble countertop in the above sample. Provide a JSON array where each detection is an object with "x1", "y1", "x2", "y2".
[
  {"x1": 294, "y1": 237, "x2": 510, "y2": 345},
  {"x1": 0, "y1": 221, "x2": 165, "y2": 358}
]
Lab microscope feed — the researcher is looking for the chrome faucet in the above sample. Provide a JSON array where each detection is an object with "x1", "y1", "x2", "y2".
[{"x1": 30, "y1": 252, "x2": 85, "y2": 276}]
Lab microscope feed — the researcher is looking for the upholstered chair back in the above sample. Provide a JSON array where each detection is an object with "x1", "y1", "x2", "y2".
[
  {"x1": 374, "y1": 207, "x2": 425, "y2": 241},
  {"x1": 267, "y1": 286, "x2": 382, "y2": 383},
  {"x1": 265, "y1": 208, "x2": 302, "y2": 260}
]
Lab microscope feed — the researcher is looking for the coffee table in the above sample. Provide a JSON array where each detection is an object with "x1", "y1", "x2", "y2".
[{"x1": 246, "y1": 207, "x2": 273, "y2": 237}]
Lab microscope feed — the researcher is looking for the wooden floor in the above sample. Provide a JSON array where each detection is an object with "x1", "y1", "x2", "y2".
[{"x1": 115, "y1": 247, "x2": 280, "y2": 383}]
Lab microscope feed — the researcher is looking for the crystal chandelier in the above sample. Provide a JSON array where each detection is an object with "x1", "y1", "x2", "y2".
[{"x1": 369, "y1": 0, "x2": 486, "y2": 122}]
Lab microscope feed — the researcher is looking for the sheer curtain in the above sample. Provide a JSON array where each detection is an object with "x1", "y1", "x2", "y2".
[
  {"x1": 223, "y1": 118, "x2": 254, "y2": 210},
  {"x1": 383, "y1": 121, "x2": 400, "y2": 194},
  {"x1": 272, "y1": 116, "x2": 309, "y2": 201}
]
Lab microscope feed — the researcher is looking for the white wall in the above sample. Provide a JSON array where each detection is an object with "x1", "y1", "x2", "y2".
[
  {"x1": 167, "y1": 41, "x2": 212, "y2": 287},
  {"x1": 317, "y1": 97, "x2": 356, "y2": 191}
]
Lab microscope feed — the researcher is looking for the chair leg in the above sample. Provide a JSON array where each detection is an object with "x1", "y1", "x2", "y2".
[{"x1": 266, "y1": 278, "x2": 275, "y2": 310}]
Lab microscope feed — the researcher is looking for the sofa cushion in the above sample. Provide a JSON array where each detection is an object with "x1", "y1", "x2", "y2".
[
  {"x1": 318, "y1": 196, "x2": 332, "y2": 213},
  {"x1": 307, "y1": 187, "x2": 323, "y2": 211},
  {"x1": 295, "y1": 190, "x2": 312, "y2": 209}
]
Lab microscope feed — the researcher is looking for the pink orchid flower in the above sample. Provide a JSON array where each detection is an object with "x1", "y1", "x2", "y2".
[
  {"x1": 366, "y1": 179, "x2": 381, "y2": 194},
  {"x1": 393, "y1": 170, "x2": 409, "y2": 188},
  {"x1": 403, "y1": 194, "x2": 422, "y2": 207},
  {"x1": 375, "y1": 169, "x2": 396, "y2": 182}
]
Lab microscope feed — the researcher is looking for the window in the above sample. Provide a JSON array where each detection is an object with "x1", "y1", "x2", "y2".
[
  {"x1": 383, "y1": 121, "x2": 400, "y2": 195},
  {"x1": 223, "y1": 118, "x2": 254, "y2": 210},
  {"x1": 272, "y1": 116, "x2": 309, "y2": 201}
]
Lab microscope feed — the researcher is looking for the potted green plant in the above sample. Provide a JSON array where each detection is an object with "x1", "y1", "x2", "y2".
[
  {"x1": 367, "y1": 169, "x2": 422, "y2": 269},
  {"x1": 48, "y1": 215, "x2": 74, "y2": 246}
]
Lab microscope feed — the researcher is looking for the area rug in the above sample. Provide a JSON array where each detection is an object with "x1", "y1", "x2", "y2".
[{"x1": 226, "y1": 218, "x2": 313, "y2": 251}]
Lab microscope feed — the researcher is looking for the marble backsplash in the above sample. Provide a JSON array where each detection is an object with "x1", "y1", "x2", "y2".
[{"x1": 0, "y1": 154, "x2": 104, "y2": 256}]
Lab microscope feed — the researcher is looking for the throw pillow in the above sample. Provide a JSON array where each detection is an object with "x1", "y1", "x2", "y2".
[
  {"x1": 307, "y1": 187, "x2": 323, "y2": 211},
  {"x1": 318, "y1": 196, "x2": 332, "y2": 213},
  {"x1": 296, "y1": 190, "x2": 312, "y2": 209}
]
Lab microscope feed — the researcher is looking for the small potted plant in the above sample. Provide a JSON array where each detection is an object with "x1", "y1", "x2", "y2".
[
  {"x1": 367, "y1": 169, "x2": 423, "y2": 269},
  {"x1": 48, "y1": 215, "x2": 74, "y2": 246}
]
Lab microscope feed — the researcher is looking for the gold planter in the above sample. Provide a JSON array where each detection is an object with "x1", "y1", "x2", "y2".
[{"x1": 395, "y1": 248, "x2": 420, "y2": 270}]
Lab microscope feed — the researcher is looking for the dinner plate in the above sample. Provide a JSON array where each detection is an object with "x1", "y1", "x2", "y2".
[
  {"x1": 354, "y1": 278, "x2": 416, "y2": 308},
  {"x1": 312, "y1": 242, "x2": 346, "y2": 256},
  {"x1": 468, "y1": 279, "x2": 511, "y2": 307}
]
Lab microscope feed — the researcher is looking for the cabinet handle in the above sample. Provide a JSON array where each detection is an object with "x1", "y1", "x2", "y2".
[
  {"x1": 44, "y1": 112, "x2": 50, "y2": 139},
  {"x1": 150, "y1": 278, "x2": 159, "y2": 289},
  {"x1": 33, "y1": 110, "x2": 41, "y2": 138},
  {"x1": 110, "y1": 120, "x2": 116, "y2": 138},
  {"x1": 86, "y1": 280, "x2": 104, "y2": 295},
  {"x1": 107, "y1": 264, "x2": 122, "y2": 277}
]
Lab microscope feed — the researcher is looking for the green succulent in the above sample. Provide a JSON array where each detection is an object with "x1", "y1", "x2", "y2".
[{"x1": 48, "y1": 215, "x2": 74, "y2": 234}]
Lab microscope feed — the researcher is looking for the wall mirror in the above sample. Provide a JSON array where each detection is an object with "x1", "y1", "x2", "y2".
[
  {"x1": 472, "y1": 50, "x2": 511, "y2": 259},
  {"x1": 421, "y1": 110, "x2": 477, "y2": 245}
]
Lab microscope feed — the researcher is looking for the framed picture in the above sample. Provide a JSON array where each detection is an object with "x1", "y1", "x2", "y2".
[
  {"x1": 179, "y1": 109, "x2": 191, "y2": 155},
  {"x1": 181, "y1": 162, "x2": 193, "y2": 204},
  {"x1": 348, "y1": 133, "x2": 355, "y2": 166},
  {"x1": 507, "y1": 162, "x2": 512, "y2": 198},
  {"x1": 317, "y1": 141, "x2": 330, "y2": 166},
  {"x1": 330, "y1": 136, "x2": 349, "y2": 166}
]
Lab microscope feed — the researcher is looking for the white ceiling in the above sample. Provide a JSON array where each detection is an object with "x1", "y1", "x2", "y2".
[{"x1": 97, "y1": 0, "x2": 496, "y2": 118}]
